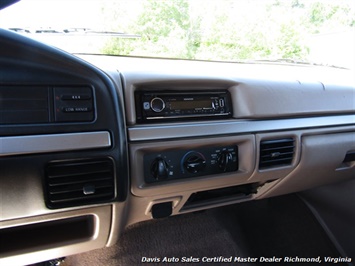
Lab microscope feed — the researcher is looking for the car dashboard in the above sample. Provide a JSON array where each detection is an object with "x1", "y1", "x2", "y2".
[{"x1": 0, "y1": 28, "x2": 354, "y2": 265}]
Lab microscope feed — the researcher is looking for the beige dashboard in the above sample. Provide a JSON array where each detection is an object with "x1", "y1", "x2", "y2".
[
  {"x1": 0, "y1": 31, "x2": 354, "y2": 265},
  {"x1": 106, "y1": 58, "x2": 355, "y2": 225}
]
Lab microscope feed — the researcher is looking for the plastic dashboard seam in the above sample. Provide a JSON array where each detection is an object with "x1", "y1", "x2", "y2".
[{"x1": 128, "y1": 115, "x2": 355, "y2": 141}]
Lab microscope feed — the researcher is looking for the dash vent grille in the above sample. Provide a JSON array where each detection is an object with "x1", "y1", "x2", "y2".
[
  {"x1": 46, "y1": 158, "x2": 115, "y2": 208},
  {"x1": 259, "y1": 138, "x2": 295, "y2": 169}
]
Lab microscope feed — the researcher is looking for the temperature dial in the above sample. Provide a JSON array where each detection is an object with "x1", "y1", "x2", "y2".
[{"x1": 183, "y1": 152, "x2": 206, "y2": 174}]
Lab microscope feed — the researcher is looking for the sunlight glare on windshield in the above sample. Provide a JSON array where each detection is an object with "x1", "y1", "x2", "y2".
[{"x1": 0, "y1": 0, "x2": 354, "y2": 69}]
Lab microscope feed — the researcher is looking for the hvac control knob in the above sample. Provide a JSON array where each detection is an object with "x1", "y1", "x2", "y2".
[
  {"x1": 151, "y1": 158, "x2": 169, "y2": 180},
  {"x1": 183, "y1": 152, "x2": 206, "y2": 174},
  {"x1": 218, "y1": 151, "x2": 234, "y2": 172}
]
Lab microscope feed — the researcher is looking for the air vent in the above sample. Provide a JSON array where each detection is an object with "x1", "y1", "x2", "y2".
[
  {"x1": 46, "y1": 158, "x2": 115, "y2": 208},
  {"x1": 259, "y1": 138, "x2": 295, "y2": 169}
]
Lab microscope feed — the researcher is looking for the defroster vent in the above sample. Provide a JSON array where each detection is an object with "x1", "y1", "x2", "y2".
[
  {"x1": 259, "y1": 138, "x2": 295, "y2": 169},
  {"x1": 46, "y1": 158, "x2": 115, "y2": 208}
]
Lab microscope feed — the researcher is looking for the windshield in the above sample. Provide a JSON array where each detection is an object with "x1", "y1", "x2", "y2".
[{"x1": 1, "y1": 0, "x2": 354, "y2": 69}]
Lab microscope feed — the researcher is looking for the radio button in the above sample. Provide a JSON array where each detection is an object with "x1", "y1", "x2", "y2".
[
  {"x1": 212, "y1": 101, "x2": 216, "y2": 109},
  {"x1": 150, "y1": 97, "x2": 165, "y2": 112},
  {"x1": 143, "y1": 102, "x2": 150, "y2": 110}
]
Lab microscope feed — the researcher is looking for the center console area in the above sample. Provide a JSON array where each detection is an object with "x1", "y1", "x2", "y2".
[
  {"x1": 124, "y1": 83, "x2": 279, "y2": 222},
  {"x1": 120, "y1": 71, "x2": 354, "y2": 224}
]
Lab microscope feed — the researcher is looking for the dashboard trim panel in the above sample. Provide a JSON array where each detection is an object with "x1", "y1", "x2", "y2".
[
  {"x1": 128, "y1": 115, "x2": 355, "y2": 141},
  {"x1": 0, "y1": 131, "x2": 111, "y2": 157}
]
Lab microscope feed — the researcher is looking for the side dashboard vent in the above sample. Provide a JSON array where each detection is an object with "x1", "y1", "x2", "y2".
[
  {"x1": 46, "y1": 158, "x2": 115, "y2": 208},
  {"x1": 259, "y1": 138, "x2": 295, "y2": 169}
]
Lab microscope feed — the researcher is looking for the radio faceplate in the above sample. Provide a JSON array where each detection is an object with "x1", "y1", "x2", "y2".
[{"x1": 136, "y1": 91, "x2": 232, "y2": 122}]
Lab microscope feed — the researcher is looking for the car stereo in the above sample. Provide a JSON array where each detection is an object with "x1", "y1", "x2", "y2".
[{"x1": 136, "y1": 91, "x2": 232, "y2": 122}]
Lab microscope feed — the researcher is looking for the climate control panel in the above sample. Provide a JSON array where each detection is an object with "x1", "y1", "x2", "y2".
[{"x1": 143, "y1": 145, "x2": 238, "y2": 183}]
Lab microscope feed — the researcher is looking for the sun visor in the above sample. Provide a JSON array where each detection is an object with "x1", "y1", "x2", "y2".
[{"x1": 0, "y1": 0, "x2": 20, "y2": 11}]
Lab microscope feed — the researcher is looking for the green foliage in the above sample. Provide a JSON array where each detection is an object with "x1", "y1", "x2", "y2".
[
  {"x1": 102, "y1": 0, "x2": 354, "y2": 63},
  {"x1": 306, "y1": 2, "x2": 355, "y2": 33},
  {"x1": 137, "y1": 0, "x2": 189, "y2": 41}
]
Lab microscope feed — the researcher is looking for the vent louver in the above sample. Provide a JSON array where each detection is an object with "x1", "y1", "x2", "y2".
[
  {"x1": 259, "y1": 138, "x2": 295, "y2": 169},
  {"x1": 46, "y1": 158, "x2": 115, "y2": 208}
]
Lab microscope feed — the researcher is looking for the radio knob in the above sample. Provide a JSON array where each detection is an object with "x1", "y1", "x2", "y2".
[
  {"x1": 151, "y1": 158, "x2": 169, "y2": 180},
  {"x1": 150, "y1": 97, "x2": 165, "y2": 113}
]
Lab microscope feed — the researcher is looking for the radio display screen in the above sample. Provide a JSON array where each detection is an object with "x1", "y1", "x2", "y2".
[
  {"x1": 170, "y1": 100, "x2": 212, "y2": 110},
  {"x1": 137, "y1": 91, "x2": 231, "y2": 123}
]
